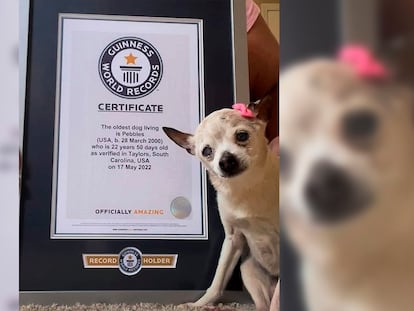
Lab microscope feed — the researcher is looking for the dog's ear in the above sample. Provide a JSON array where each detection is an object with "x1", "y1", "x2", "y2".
[
  {"x1": 247, "y1": 89, "x2": 276, "y2": 122},
  {"x1": 162, "y1": 127, "x2": 195, "y2": 155}
]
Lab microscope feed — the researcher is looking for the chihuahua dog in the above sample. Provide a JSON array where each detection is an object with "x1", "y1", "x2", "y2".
[
  {"x1": 163, "y1": 99, "x2": 279, "y2": 311},
  {"x1": 280, "y1": 52, "x2": 414, "y2": 311}
]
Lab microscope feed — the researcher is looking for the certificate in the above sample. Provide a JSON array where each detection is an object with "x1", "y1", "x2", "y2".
[{"x1": 51, "y1": 14, "x2": 206, "y2": 239}]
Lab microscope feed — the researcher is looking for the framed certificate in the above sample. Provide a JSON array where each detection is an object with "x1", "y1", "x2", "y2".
[
  {"x1": 51, "y1": 14, "x2": 207, "y2": 239},
  {"x1": 20, "y1": 0, "x2": 249, "y2": 300}
]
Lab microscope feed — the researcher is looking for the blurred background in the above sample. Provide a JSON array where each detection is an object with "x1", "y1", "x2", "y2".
[
  {"x1": 254, "y1": 0, "x2": 279, "y2": 41},
  {"x1": 281, "y1": 0, "x2": 414, "y2": 310},
  {"x1": 0, "y1": 0, "x2": 19, "y2": 310}
]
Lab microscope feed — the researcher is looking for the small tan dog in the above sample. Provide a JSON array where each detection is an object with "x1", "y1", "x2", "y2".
[
  {"x1": 280, "y1": 53, "x2": 414, "y2": 311},
  {"x1": 163, "y1": 99, "x2": 279, "y2": 311}
]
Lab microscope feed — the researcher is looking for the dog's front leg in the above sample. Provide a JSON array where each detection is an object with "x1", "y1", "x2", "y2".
[
  {"x1": 270, "y1": 278, "x2": 280, "y2": 311},
  {"x1": 192, "y1": 232, "x2": 243, "y2": 306}
]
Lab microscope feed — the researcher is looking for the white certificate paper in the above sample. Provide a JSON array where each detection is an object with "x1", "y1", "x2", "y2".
[{"x1": 51, "y1": 14, "x2": 206, "y2": 239}]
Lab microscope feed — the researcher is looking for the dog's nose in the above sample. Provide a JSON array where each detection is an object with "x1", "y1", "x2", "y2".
[
  {"x1": 219, "y1": 152, "x2": 240, "y2": 176},
  {"x1": 305, "y1": 161, "x2": 368, "y2": 223}
]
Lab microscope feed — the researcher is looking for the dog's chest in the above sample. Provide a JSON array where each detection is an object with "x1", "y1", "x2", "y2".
[
  {"x1": 219, "y1": 198, "x2": 253, "y2": 220},
  {"x1": 216, "y1": 188, "x2": 278, "y2": 234},
  {"x1": 217, "y1": 191, "x2": 276, "y2": 220}
]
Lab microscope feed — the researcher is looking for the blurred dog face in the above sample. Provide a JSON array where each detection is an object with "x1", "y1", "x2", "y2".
[
  {"x1": 280, "y1": 59, "x2": 414, "y2": 258},
  {"x1": 164, "y1": 108, "x2": 268, "y2": 180}
]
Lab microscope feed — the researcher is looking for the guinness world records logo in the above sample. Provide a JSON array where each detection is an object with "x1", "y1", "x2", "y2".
[
  {"x1": 99, "y1": 37, "x2": 163, "y2": 99},
  {"x1": 118, "y1": 247, "x2": 143, "y2": 276}
]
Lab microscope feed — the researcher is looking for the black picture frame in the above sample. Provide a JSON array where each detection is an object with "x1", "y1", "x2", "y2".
[{"x1": 20, "y1": 0, "x2": 249, "y2": 303}]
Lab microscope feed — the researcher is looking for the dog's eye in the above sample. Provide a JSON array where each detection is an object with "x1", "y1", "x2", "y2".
[
  {"x1": 202, "y1": 146, "x2": 213, "y2": 157},
  {"x1": 342, "y1": 110, "x2": 378, "y2": 147},
  {"x1": 236, "y1": 131, "x2": 249, "y2": 143}
]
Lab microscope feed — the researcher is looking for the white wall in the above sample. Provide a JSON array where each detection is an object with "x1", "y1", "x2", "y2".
[{"x1": 0, "y1": 0, "x2": 19, "y2": 309}]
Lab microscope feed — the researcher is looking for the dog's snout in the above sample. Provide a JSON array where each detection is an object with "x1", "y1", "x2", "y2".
[
  {"x1": 219, "y1": 152, "x2": 240, "y2": 176},
  {"x1": 305, "y1": 161, "x2": 369, "y2": 223}
]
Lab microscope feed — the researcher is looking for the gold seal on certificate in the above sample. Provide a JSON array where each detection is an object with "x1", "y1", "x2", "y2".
[{"x1": 51, "y1": 14, "x2": 207, "y2": 239}]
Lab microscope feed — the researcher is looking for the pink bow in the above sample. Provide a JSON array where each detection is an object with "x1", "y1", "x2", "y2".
[
  {"x1": 232, "y1": 103, "x2": 255, "y2": 118},
  {"x1": 338, "y1": 45, "x2": 388, "y2": 79}
]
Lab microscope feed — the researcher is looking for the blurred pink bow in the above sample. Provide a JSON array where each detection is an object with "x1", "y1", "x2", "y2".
[{"x1": 338, "y1": 45, "x2": 388, "y2": 79}]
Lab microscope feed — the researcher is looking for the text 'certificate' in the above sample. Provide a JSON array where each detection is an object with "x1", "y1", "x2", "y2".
[{"x1": 51, "y1": 14, "x2": 207, "y2": 239}]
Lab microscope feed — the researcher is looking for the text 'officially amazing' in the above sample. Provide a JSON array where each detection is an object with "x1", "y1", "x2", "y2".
[{"x1": 98, "y1": 103, "x2": 163, "y2": 113}]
